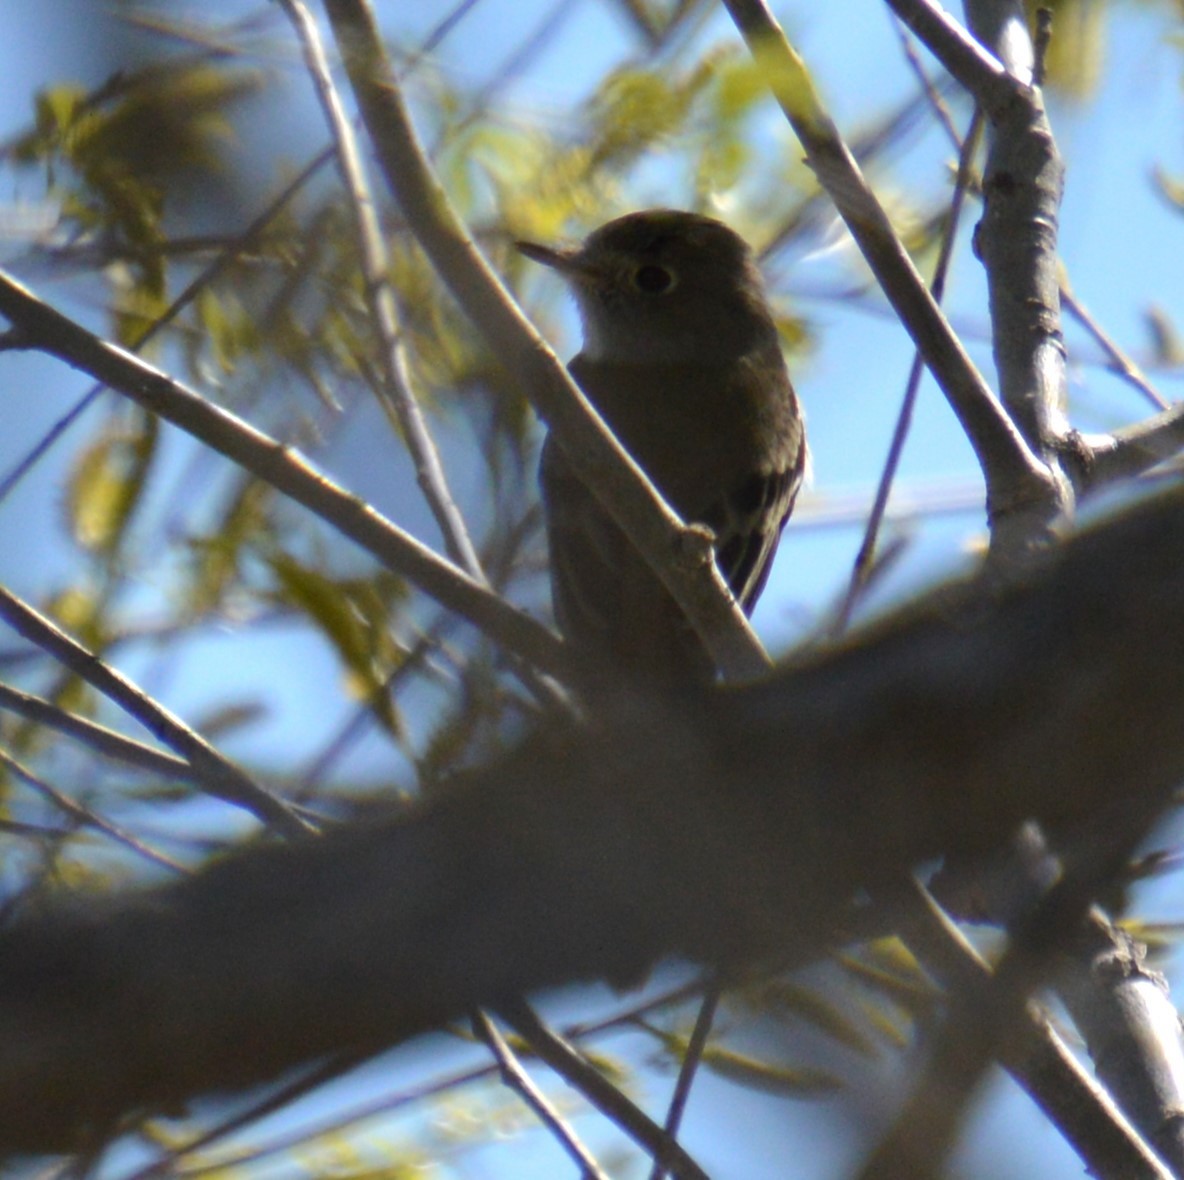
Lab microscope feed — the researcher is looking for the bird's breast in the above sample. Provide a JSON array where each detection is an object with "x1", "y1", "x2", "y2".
[{"x1": 568, "y1": 353, "x2": 797, "y2": 519}]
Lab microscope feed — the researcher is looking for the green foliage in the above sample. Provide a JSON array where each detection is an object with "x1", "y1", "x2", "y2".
[
  {"x1": 702, "y1": 1047, "x2": 845, "y2": 1097},
  {"x1": 267, "y1": 554, "x2": 408, "y2": 740},
  {"x1": 10, "y1": 3, "x2": 1178, "y2": 1173},
  {"x1": 11, "y1": 66, "x2": 261, "y2": 318},
  {"x1": 63, "y1": 407, "x2": 157, "y2": 557},
  {"x1": 691, "y1": 49, "x2": 769, "y2": 197},
  {"x1": 1144, "y1": 303, "x2": 1184, "y2": 366},
  {"x1": 182, "y1": 475, "x2": 272, "y2": 617},
  {"x1": 838, "y1": 938, "x2": 937, "y2": 1017},
  {"x1": 1026, "y1": 0, "x2": 1105, "y2": 95},
  {"x1": 737, "y1": 978, "x2": 883, "y2": 1058},
  {"x1": 192, "y1": 286, "x2": 263, "y2": 377},
  {"x1": 587, "y1": 63, "x2": 705, "y2": 166}
]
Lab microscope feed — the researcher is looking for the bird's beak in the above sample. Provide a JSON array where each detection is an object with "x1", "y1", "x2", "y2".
[{"x1": 515, "y1": 240, "x2": 598, "y2": 282}]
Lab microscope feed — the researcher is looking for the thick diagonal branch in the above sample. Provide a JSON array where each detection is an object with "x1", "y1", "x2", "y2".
[{"x1": 2, "y1": 483, "x2": 1184, "y2": 1155}]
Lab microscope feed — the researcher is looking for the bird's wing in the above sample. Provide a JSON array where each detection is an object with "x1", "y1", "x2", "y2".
[{"x1": 703, "y1": 431, "x2": 807, "y2": 612}]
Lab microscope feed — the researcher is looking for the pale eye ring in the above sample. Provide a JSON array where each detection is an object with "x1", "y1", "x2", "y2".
[{"x1": 632, "y1": 264, "x2": 676, "y2": 294}]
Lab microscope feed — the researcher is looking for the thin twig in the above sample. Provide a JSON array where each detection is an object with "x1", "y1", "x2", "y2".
[
  {"x1": 279, "y1": 0, "x2": 486, "y2": 579},
  {"x1": 833, "y1": 110, "x2": 984, "y2": 632},
  {"x1": 497, "y1": 1000, "x2": 711, "y2": 1180},
  {"x1": 0, "y1": 818, "x2": 71, "y2": 839},
  {"x1": 1032, "y1": 6, "x2": 1053, "y2": 87},
  {"x1": 891, "y1": 14, "x2": 962, "y2": 148},
  {"x1": 321, "y1": 0, "x2": 771, "y2": 681},
  {"x1": 463, "y1": 0, "x2": 582, "y2": 118},
  {"x1": 293, "y1": 627, "x2": 442, "y2": 799},
  {"x1": 139, "y1": 977, "x2": 712, "y2": 1179},
  {"x1": 1060, "y1": 286, "x2": 1169, "y2": 412},
  {"x1": 0, "y1": 585, "x2": 310, "y2": 837},
  {"x1": 125, "y1": 1052, "x2": 373, "y2": 1180},
  {"x1": 648, "y1": 981, "x2": 721, "y2": 1180},
  {"x1": 402, "y1": 0, "x2": 485, "y2": 72},
  {"x1": 0, "y1": 682, "x2": 194, "y2": 780},
  {"x1": 0, "y1": 271, "x2": 565, "y2": 677},
  {"x1": 473, "y1": 1010, "x2": 611, "y2": 1180},
  {"x1": 0, "y1": 746, "x2": 186, "y2": 875}
]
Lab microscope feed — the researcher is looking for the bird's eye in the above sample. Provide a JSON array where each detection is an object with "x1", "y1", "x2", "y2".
[{"x1": 632, "y1": 264, "x2": 676, "y2": 294}]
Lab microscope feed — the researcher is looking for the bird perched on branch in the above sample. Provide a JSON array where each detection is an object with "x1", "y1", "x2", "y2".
[{"x1": 518, "y1": 209, "x2": 806, "y2": 686}]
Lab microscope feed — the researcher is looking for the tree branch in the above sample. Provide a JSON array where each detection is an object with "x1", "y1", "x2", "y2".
[
  {"x1": 472, "y1": 1010, "x2": 613, "y2": 1180},
  {"x1": 0, "y1": 269, "x2": 565, "y2": 678},
  {"x1": 497, "y1": 999, "x2": 710, "y2": 1180},
  {"x1": 320, "y1": 0, "x2": 772, "y2": 680},
  {"x1": 3, "y1": 481, "x2": 1184, "y2": 1154},
  {"x1": 861, "y1": 880, "x2": 1173, "y2": 1179},
  {"x1": 721, "y1": 0, "x2": 1066, "y2": 558},
  {"x1": 1059, "y1": 913, "x2": 1184, "y2": 1175},
  {"x1": 0, "y1": 748, "x2": 186, "y2": 877},
  {"x1": 0, "y1": 585, "x2": 310, "y2": 838},
  {"x1": 957, "y1": 0, "x2": 1069, "y2": 467},
  {"x1": 279, "y1": 0, "x2": 486, "y2": 580},
  {"x1": 1082, "y1": 403, "x2": 1184, "y2": 487},
  {"x1": 0, "y1": 682, "x2": 194, "y2": 781}
]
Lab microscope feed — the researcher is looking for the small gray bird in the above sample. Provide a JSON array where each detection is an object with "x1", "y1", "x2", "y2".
[{"x1": 518, "y1": 209, "x2": 807, "y2": 686}]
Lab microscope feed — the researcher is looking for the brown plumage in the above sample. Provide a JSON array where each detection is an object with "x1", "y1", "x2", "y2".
[{"x1": 521, "y1": 210, "x2": 807, "y2": 686}]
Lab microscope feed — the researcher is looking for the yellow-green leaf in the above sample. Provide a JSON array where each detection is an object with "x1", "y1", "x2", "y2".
[
  {"x1": 740, "y1": 979, "x2": 879, "y2": 1058},
  {"x1": 703, "y1": 1047, "x2": 844, "y2": 1097},
  {"x1": 268, "y1": 555, "x2": 406, "y2": 737},
  {"x1": 64, "y1": 412, "x2": 157, "y2": 555}
]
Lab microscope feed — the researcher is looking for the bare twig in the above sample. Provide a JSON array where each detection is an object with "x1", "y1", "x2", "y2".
[
  {"x1": 0, "y1": 270, "x2": 565, "y2": 677},
  {"x1": 126, "y1": 1052, "x2": 372, "y2": 1180},
  {"x1": 648, "y1": 981, "x2": 721, "y2": 1180},
  {"x1": 279, "y1": 0, "x2": 486, "y2": 579},
  {"x1": 892, "y1": 14, "x2": 963, "y2": 147},
  {"x1": 473, "y1": 1010, "x2": 611, "y2": 1180},
  {"x1": 834, "y1": 109, "x2": 984, "y2": 631},
  {"x1": 721, "y1": 0, "x2": 1065, "y2": 559},
  {"x1": 1060, "y1": 285, "x2": 1170, "y2": 412},
  {"x1": 1032, "y1": 5, "x2": 1053, "y2": 86},
  {"x1": 0, "y1": 682, "x2": 193, "y2": 781},
  {"x1": 320, "y1": 0, "x2": 771, "y2": 681},
  {"x1": 0, "y1": 585, "x2": 310, "y2": 837},
  {"x1": 139, "y1": 979, "x2": 711, "y2": 1179},
  {"x1": 0, "y1": 747, "x2": 186, "y2": 876},
  {"x1": 496, "y1": 1000, "x2": 711, "y2": 1180}
]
